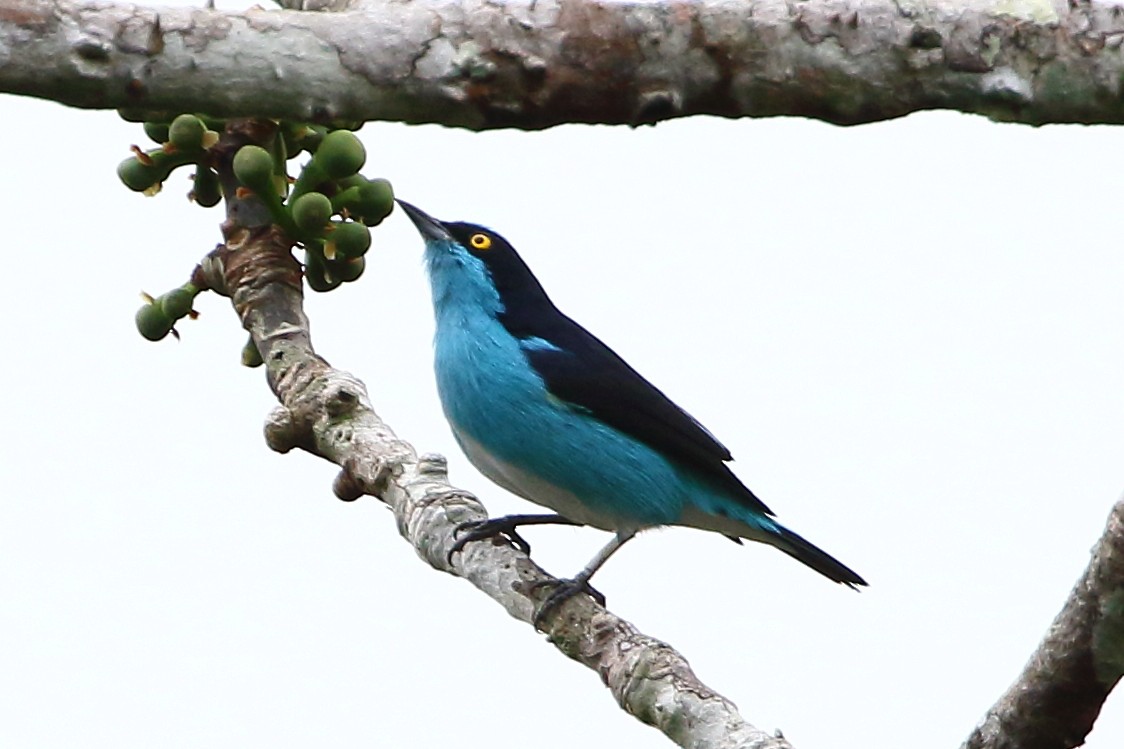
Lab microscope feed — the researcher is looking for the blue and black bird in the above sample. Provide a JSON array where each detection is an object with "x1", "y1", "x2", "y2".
[{"x1": 399, "y1": 201, "x2": 867, "y2": 619}]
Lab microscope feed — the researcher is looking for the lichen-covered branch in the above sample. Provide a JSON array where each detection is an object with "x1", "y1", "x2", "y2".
[
  {"x1": 4, "y1": 0, "x2": 1124, "y2": 128},
  {"x1": 962, "y1": 499, "x2": 1124, "y2": 749},
  {"x1": 182, "y1": 123, "x2": 793, "y2": 749}
]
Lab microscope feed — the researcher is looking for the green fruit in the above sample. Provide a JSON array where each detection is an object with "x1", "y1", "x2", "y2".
[
  {"x1": 241, "y1": 337, "x2": 263, "y2": 368},
  {"x1": 168, "y1": 114, "x2": 206, "y2": 151},
  {"x1": 329, "y1": 256, "x2": 365, "y2": 283},
  {"x1": 291, "y1": 192, "x2": 333, "y2": 236},
  {"x1": 147, "y1": 149, "x2": 188, "y2": 174},
  {"x1": 135, "y1": 303, "x2": 173, "y2": 341},
  {"x1": 117, "y1": 157, "x2": 162, "y2": 192},
  {"x1": 355, "y1": 178, "x2": 394, "y2": 225},
  {"x1": 160, "y1": 287, "x2": 196, "y2": 319},
  {"x1": 232, "y1": 145, "x2": 275, "y2": 192},
  {"x1": 118, "y1": 149, "x2": 198, "y2": 194},
  {"x1": 329, "y1": 186, "x2": 361, "y2": 214},
  {"x1": 191, "y1": 168, "x2": 222, "y2": 207},
  {"x1": 314, "y1": 130, "x2": 365, "y2": 179},
  {"x1": 232, "y1": 146, "x2": 295, "y2": 232},
  {"x1": 304, "y1": 249, "x2": 342, "y2": 292},
  {"x1": 143, "y1": 121, "x2": 170, "y2": 144},
  {"x1": 326, "y1": 221, "x2": 371, "y2": 260}
]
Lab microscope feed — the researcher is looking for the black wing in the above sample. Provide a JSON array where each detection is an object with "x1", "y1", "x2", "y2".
[{"x1": 509, "y1": 311, "x2": 773, "y2": 518}]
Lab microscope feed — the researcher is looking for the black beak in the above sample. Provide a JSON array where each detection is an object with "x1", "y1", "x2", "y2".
[{"x1": 397, "y1": 200, "x2": 453, "y2": 243}]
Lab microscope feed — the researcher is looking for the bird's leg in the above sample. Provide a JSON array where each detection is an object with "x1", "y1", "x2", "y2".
[
  {"x1": 448, "y1": 513, "x2": 580, "y2": 561},
  {"x1": 532, "y1": 530, "x2": 636, "y2": 629}
]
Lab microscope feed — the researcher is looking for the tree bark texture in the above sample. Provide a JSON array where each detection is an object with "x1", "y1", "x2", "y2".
[
  {"x1": 4, "y1": 0, "x2": 1124, "y2": 129},
  {"x1": 963, "y1": 499, "x2": 1124, "y2": 749}
]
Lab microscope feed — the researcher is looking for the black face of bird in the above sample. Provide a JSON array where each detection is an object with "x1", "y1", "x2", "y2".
[{"x1": 397, "y1": 200, "x2": 549, "y2": 306}]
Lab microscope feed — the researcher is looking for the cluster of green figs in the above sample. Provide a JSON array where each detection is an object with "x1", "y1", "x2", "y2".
[{"x1": 120, "y1": 115, "x2": 394, "y2": 343}]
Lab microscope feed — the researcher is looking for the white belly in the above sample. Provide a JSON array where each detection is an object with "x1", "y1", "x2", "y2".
[{"x1": 454, "y1": 429, "x2": 627, "y2": 532}]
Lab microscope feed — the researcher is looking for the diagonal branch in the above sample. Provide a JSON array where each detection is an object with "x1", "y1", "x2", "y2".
[
  {"x1": 962, "y1": 499, "x2": 1124, "y2": 749},
  {"x1": 186, "y1": 124, "x2": 791, "y2": 748},
  {"x1": 5, "y1": 0, "x2": 1124, "y2": 128}
]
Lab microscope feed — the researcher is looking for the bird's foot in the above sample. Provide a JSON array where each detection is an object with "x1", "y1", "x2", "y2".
[
  {"x1": 530, "y1": 577, "x2": 606, "y2": 629},
  {"x1": 447, "y1": 514, "x2": 580, "y2": 563},
  {"x1": 448, "y1": 517, "x2": 534, "y2": 562}
]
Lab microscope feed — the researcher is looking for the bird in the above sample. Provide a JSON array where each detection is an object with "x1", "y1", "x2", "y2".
[{"x1": 398, "y1": 200, "x2": 867, "y2": 622}]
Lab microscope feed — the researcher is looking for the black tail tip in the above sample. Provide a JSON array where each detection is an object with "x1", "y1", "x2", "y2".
[{"x1": 776, "y1": 526, "x2": 868, "y2": 589}]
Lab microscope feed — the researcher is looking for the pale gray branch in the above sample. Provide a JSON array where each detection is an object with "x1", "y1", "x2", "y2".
[
  {"x1": 186, "y1": 123, "x2": 791, "y2": 745},
  {"x1": 4, "y1": 0, "x2": 1124, "y2": 128},
  {"x1": 963, "y1": 499, "x2": 1124, "y2": 749}
]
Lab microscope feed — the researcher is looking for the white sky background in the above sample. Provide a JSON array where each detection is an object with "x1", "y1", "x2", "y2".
[{"x1": 2, "y1": 2, "x2": 1124, "y2": 747}]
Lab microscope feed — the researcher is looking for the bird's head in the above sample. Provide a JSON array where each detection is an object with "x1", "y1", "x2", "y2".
[{"x1": 398, "y1": 200, "x2": 551, "y2": 318}]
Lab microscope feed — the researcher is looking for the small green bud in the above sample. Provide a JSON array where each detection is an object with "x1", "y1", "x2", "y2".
[
  {"x1": 329, "y1": 256, "x2": 365, "y2": 283},
  {"x1": 168, "y1": 114, "x2": 206, "y2": 151},
  {"x1": 232, "y1": 145, "x2": 275, "y2": 192},
  {"x1": 143, "y1": 121, "x2": 170, "y2": 144},
  {"x1": 291, "y1": 192, "x2": 333, "y2": 236},
  {"x1": 136, "y1": 303, "x2": 173, "y2": 341},
  {"x1": 354, "y1": 178, "x2": 394, "y2": 225},
  {"x1": 117, "y1": 157, "x2": 162, "y2": 192},
  {"x1": 325, "y1": 221, "x2": 371, "y2": 260},
  {"x1": 241, "y1": 337, "x2": 264, "y2": 368},
  {"x1": 314, "y1": 130, "x2": 366, "y2": 179},
  {"x1": 191, "y1": 168, "x2": 222, "y2": 207},
  {"x1": 160, "y1": 287, "x2": 196, "y2": 319}
]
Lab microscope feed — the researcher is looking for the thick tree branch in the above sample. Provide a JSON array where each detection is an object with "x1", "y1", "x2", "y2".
[
  {"x1": 963, "y1": 499, "x2": 1124, "y2": 749},
  {"x1": 5, "y1": 0, "x2": 1124, "y2": 128}
]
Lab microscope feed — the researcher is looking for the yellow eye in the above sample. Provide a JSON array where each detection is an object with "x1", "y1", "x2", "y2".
[{"x1": 469, "y1": 233, "x2": 492, "y2": 251}]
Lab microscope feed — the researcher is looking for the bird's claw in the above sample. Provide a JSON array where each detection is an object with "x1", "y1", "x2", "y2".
[
  {"x1": 530, "y1": 577, "x2": 606, "y2": 629},
  {"x1": 447, "y1": 517, "x2": 533, "y2": 563}
]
